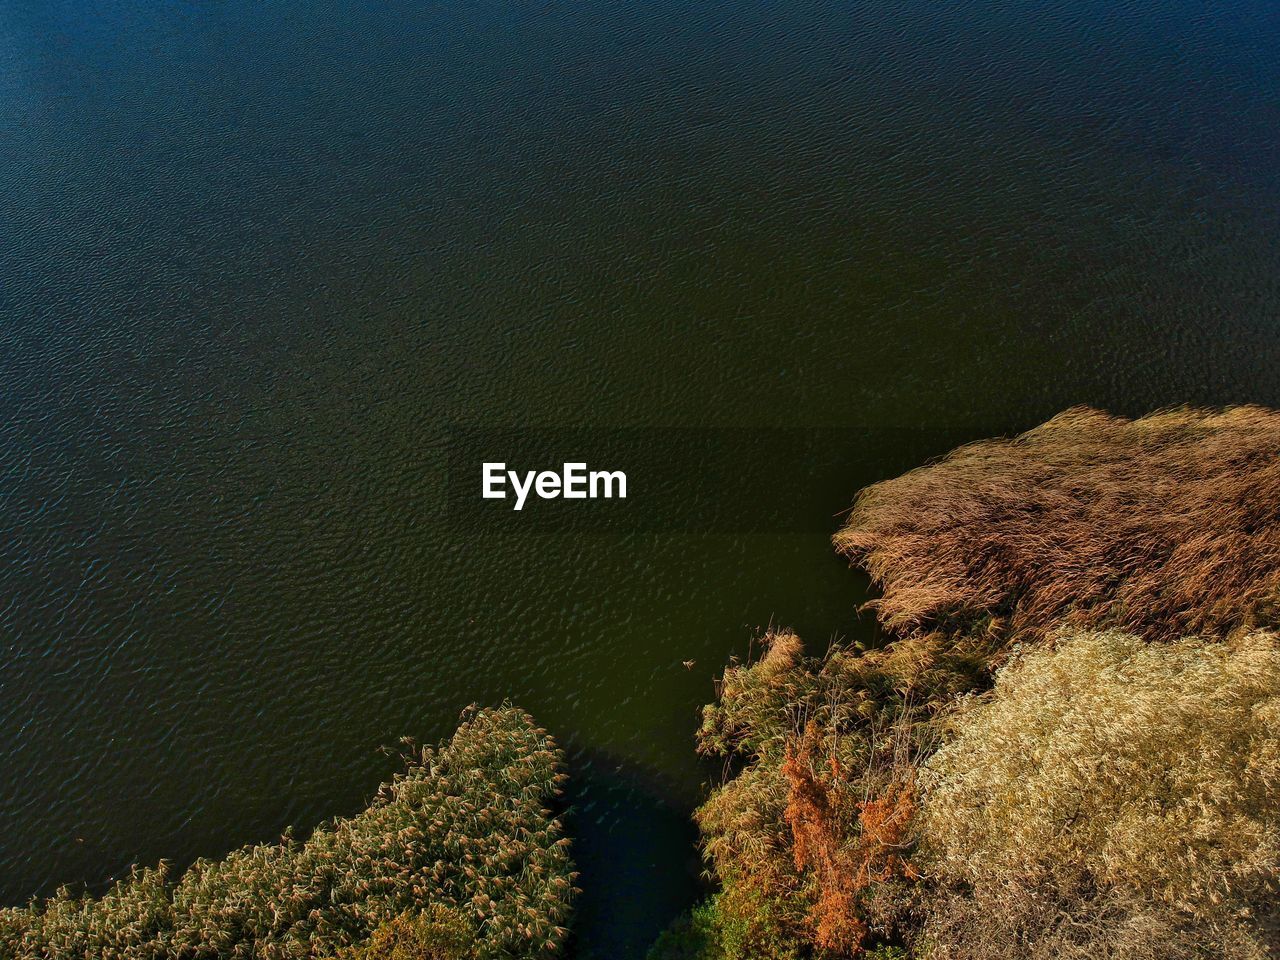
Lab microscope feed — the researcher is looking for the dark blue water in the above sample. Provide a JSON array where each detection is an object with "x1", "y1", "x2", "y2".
[{"x1": 1, "y1": 0, "x2": 1278, "y2": 955}]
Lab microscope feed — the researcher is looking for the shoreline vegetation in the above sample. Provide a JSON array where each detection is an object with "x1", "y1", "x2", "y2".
[
  {"x1": 0, "y1": 706, "x2": 576, "y2": 960},
  {"x1": 6, "y1": 405, "x2": 1280, "y2": 959},
  {"x1": 655, "y1": 406, "x2": 1280, "y2": 960}
]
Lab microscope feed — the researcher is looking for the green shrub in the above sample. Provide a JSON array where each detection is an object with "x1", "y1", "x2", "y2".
[
  {"x1": 645, "y1": 900, "x2": 724, "y2": 960},
  {"x1": 695, "y1": 630, "x2": 958, "y2": 958},
  {"x1": 0, "y1": 706, "x2": 576, "y2": 960},
  {"x1": 645, "y1": 894, "x2": 810, "y2": 960},
  {"x1": 335, "y1": 906, "x2": 473, "y2": 960},
  {"x1": 863, "y1": 947, "x2": 910, "y2": 960}
]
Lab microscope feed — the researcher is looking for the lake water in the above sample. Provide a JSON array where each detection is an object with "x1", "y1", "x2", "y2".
[{"x1": 1, "y1": 0, "x2": 1278, "y2": 955}]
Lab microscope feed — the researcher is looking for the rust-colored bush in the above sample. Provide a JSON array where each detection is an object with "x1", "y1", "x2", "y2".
[
  {"x1": 782, "y1": 723, "x2": 918, "y2": 956},
  {"x1": 697, "y1": 631, "x2": 933, "y2": 958},
  {"x1": 853, "y1": 782, "x2": 917, "y2": 891},
  {"x1": 782, "y1": 723, "x2": 868, "y2": 955},
  {"x1": 835, "y1": 406, "x2": 1280, "y2": 644}
]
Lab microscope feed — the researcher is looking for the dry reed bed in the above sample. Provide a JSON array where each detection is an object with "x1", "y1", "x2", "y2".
[{"x1": 834, "y1": 406, "x2": 1280, "y2": 643}]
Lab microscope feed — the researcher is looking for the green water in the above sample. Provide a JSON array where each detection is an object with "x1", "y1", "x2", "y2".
[{"x1": 1, "y1": 0, "x2": 1278, "y2": 955}]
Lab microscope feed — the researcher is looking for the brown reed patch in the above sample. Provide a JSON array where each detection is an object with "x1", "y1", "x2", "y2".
[{"x1": 834, "y1": 406, "x2": 1280, "y2": 644}]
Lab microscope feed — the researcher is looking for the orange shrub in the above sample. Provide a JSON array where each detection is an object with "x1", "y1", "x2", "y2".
[
  {"x1": 782, "y1": 723, "x2": 918, "y2": 956},
  {"x1": 697, "y1": 632, "x2": 933, "y2": 958}
]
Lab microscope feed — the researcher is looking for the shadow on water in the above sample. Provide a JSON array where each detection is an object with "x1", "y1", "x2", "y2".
[{"x1": 561, "y1": 747, "x2": 706, "y2": 960}]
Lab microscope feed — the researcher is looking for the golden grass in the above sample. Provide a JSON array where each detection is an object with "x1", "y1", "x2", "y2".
[
  {"x1": 917, "y1": 630, "x2": 1280, "y2": 957},
  {"x1": 835, "y1": 406, "x2": 1280, "y2": 643}
]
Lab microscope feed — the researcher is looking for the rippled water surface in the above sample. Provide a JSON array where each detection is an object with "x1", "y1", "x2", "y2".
[{"x1": 2, "y1": 0, "x2": 1279, "y2": 955}]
